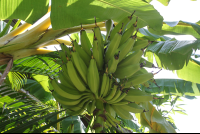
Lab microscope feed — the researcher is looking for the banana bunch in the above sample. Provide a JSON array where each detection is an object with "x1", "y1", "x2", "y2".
[{"x1": 49, "y1": 12, "x2": 158, "y2": 132}]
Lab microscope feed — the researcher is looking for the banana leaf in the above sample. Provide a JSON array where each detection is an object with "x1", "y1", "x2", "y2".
[
  {"x1": 176, "y1": 59, "x2": 200, "y2": 84},
  {"x1": 148, "y1": 21, "x2": 200, "y2": 39},
  {"x1": 51, "y1": 0, "x2": 163, "y2": 30},
  {"x1": 141, "y1": 79, "x2": 200, "y2": 96},
  {"x1": 140, "y1": 101, "x2": 176, "y2": 133},
  {"x1": 146, "y1": 40, "x2": 199, "y2": 70}
]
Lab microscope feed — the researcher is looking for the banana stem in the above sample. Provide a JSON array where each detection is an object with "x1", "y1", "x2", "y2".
[
  {"x1": 31, "y1": 21, "x2": 105, "y2": 49},
  {"x1": 57, "y1": 102, "x2": 60, "y2": 132},
  {"x1": 0, "y1": 23, "x2": 32, "y2": 45},
  {"x1": 0, "y1": 16, "x2": 51, "y2": 52},
  {"x1": 0, "y1": 6, "x2": 51, "y2": 48},
  {"x1": 10, "y1": 48, "x2": 53, "y2": 60},
  {"x1": 36, "y1": 39, "x2": 72, "y2": 48}
]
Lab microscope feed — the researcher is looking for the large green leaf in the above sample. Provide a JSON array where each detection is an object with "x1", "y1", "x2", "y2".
[
  {"x1": 141, "y1": 79, "x2": 200, "y2": 96},
  {"x1": 148, "y1": 21, "x2": 200, "y2": 39},
  {"x1": 138, "y1": 28, "x2": 171, "y2": 41},
  {"x1": 62, "y1": 116, "x2": 84, "y2": 133},
  {"x1": 51, "y1": 0, "x2": 163, "y2": 30},
  {"x1": 146, "y1": 40, "x2": 199, "y2": 70},
  {"x1": 0, "y1": 0, "x2": 49, "y2": 24},
  {"x1": 23, "y1": 79, "x2": 53, "y2": 103},
  {"x1": 32, "y1": 74, "x2": 51, "y2": 93},
  {"x1": 0, "y1": 54, "x2": 61, "y2": 77},
  {"x1": 176, "y1": 60, "x2": 200, "y2": 84},
  {"x1": 140, "y1": 101, "x2": 176, "y2": 133},
  {"x1": 0, "y1": 84, "x2": 69, "y2": 133}
]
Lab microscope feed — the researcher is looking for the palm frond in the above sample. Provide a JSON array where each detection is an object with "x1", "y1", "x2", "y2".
[
  {"x1": 7, "y1": 71, "x2": 27, "y2": 91},
  {"x1": 0, "y1": 84, "x2": 69, "y2": 133}
]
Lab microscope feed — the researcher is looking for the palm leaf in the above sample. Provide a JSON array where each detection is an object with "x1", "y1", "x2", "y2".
[
  {"x1": 23, "y1": 78, "x2": 53, "y2": 103},
  {"x1": 0, "y1": 53, "x2": 61, "y2": 90},
  {"x1": 0, "y1": 84, "x2": 68, "y2": 133}
]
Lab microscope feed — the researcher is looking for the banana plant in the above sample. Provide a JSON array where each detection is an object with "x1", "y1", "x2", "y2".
[{"x1": 0, "y1": 0, "x2": 200, "y2": 133}]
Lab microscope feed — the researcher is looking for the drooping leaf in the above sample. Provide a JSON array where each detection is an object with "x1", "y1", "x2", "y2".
[
  {"x1": 51, "y1": 0, "x2": 163, "y2": 30},
  {"x1": 138, "y1": 28, "x2": 171, "y2": 41},
  {"x1": 140, "y1": 101, "x2": 176, "y2": 133},
  {"x1": 0, "y1": 0, "x2": 49, "y2": 24},
  {"x1": 148, "y1": 21, "x2": 200, "y2": 39},
  {"x1": 146, "y1": 40, "x2": 199, "y2": 70},
  {"x1": 141, "y1": 79, "x2": 200, "y2": 96},
  {"x1": 176, "y1": 60, "x2": 200, "y2": 84}
]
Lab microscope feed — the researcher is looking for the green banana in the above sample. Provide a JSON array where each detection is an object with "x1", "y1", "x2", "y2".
[
  {"x1": 68, "y1": 101, "x2": 91, "y2": 116},
  {"x1": 71, "y1": 51, "x2": 87, "y2": 83},
  {"x1": 119, "y1": 18, "x2": 138, "y2": 46},
  {"x1": 87, "y1": 58, "x2": 100, "y2": 98},
  {"x1": 117, "y1": 35, "x2": 137, "y2": 62},
  {"x1": 92, "y1": 36, "x2": 104, "y2": 70},
  {"x1": 117, "y1": 50, "x2": 143, "y2": 68},
  {"x1": 102, "y1": 75, "x2": 111, "y2": 97},
  {"x1": 124, "y1": 89, "x2": 153, "y2": 102},
  {"x1": 109, "y1": 11, "x2": 135, "y2": 41},
  {"x1": 58, "y1": 70, "x2": 76, "y2": 89},
  {"x1": 122, "y1": 73, "x2": 154, "y2": 88},
  {"x1": 105, "y1": 19, "x2": 114, "y2": 43},
  {"x1": 100, "y1": 73, "x2": 108, "y2": 97},
  {"x1": 108, "y1": 77, "x2": 114, "y2": 90},
  {"x1": 139, "y1": 57, "x2": 156, "y2": 68},
  {"x1": 105, "y1": 112, "x2": 120, "y2": 124},
  {"x1": 120, "y1": 102, "x2": 144, "y2": 113},
  {"x1": 94, "y1": 21, "x2": 104, "y2": 52},
  {"x1": 112, "y1": 100, "x2": 129, "y2": 105},
  {"x1": 60, "y1": 43, "x2": 71, "y2": 58},
  {"x1": 72, "y1": 39, "x2": 90, "y2": 66},
  {"x1": 67, "y1": 60, "x2": 87, "y2": 92},
  {"x1": 105, "y1": 114, "x2": 117, "y2": 127},
  {"x1": 69, "y1": 97, "x2": 91, "y2": 111},
  {"x1": 52, "y1": 91, "x2": 88, "y2": 106},
  {"x1": 106, "y1": 89, "x2": 122, "y2": 104},
  {"x1": 105, "y1": 120, "x2": 112, "y2": 128},
  {"x1": 87, "y1": 100, "x2": 96, "y2": 114},
  {"x1": 131, "y1": 39, "x2": 149, "y2": 51},
  {"x1": 58, "y1": 50, "x2": 68, "y2": 63},
  {"x1": 114, "y1": 63, "x2": 141, "y2": 79},
  {"x1": 105, "y1": 30, "x2": 122, "y2": 62},
  {"x1": 141, "y1": 81, "x2": 150, "y2": 88},
  {"x1": 80, "y1": 29, "x2": 92, "y2": 57},
  {"x1": 50, "y1": 79, "x2": 82, "y2": 100},
  {"x1": 104, "y1": 83, "x2": 118, "y2": 101},
  {"x1": 107, "y1": 51, "x2": 120, "y2": 74},
  {"x1": 110, "y1": 92, "x2": 127, "y2": 104},
  {"x1": 105, "y1": 103, "x2": 116, "y2": 118},
  {"x1": 112, "y1": 105, "x2": 133, "y2": 120}
]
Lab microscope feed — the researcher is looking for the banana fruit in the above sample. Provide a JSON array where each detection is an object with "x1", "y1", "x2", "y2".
[{"x1": 51, "y1": 14, "x2": 162, "y2": 133}]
